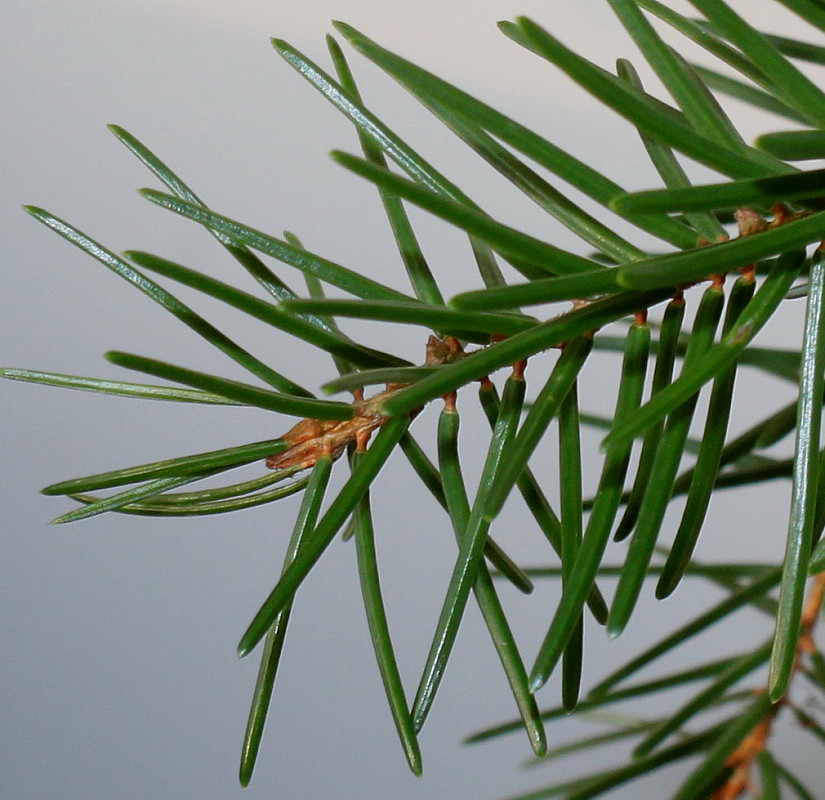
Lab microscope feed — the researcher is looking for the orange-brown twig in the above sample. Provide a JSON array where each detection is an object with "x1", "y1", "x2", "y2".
[
  {"x1": 712, "y1": 702, "x2": 773, "y2": 800},
  {"x1": 710, "y1": 571, "x2": 825, "y2": 799},
  {"x1": 266, "y1": 385, "x2": 397, "y2": 471},
  {"x1": 267, "y1": 335, "x2": 466, "y2": 472}
]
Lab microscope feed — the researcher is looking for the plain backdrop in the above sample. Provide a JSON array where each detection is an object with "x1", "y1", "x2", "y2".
[{"x1": 3, "y1": 2, "x2": 825, "y2": 798}]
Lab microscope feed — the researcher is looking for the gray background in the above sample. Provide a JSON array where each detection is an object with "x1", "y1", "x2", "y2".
[{"x1": 2, "y1": 1, "x2": 824, "y2": 798}]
